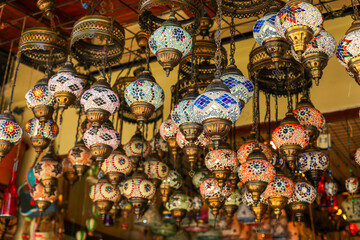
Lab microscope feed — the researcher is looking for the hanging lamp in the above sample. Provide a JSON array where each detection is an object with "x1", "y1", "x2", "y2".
[
  {"x1": 0, "y1": 110, "x2": 22, "y2": 161},
  {"x1": 223, "y1": 189, "x2": 242, "y2": 219},
  {"x1": 144, "y1": 159, "x2": 170, "y2": 187},
  {"x1": 160, "y1": 119, "x2": 179, "y2": 160},
  {"x1": 325, "y1": 171, "x2": 338, "y2": 206},
  {"x1": 68, "y1": 140, "x2": 92, "y2": 177},
  {"x1": 159, "y1": 170, "x2": 183, "y2": 204},
  {"x1": 124, "y1": 129, "x2": 151, "y2": 166},
  {"x1": 237, "y1": 131, "x2": 272, "y2": 164},
  {"x1": 30, "y1": 183, "x2": 58, "y2": 213},
  {"x1": 89, "y1": 181, "x2": 121, "y2": 217},
  {"x1": 242, "y1": 189, "x2": 268, "y2": 223},
  {"x1": 62, "y1": 157, "x2": 77, "y2": 185},
  {"x1": 298, "y1": 150, "x2": 329, "y2": 188},
  {"x1": 192, "y1": 169, "x2": 209, "y2": 189},
  {"x1": 166, "y1": 193, "x2": 193, "y2": 226}
]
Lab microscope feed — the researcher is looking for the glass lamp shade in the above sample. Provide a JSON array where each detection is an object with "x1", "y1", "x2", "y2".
[
  {"x1": 199, "y1": 178, "x2": 233, "y2": 200},
  {"x1": 25, "y1": 82, "x2": 54, "y2": 109},
  {"x1": 0, "y1": 113, "x2": 23, "y2": 144},
  {"x1": 160, "y1": 119, "x2": 179, "y2": 141},
  {"x1": 224, "y1": 189, "x2": 242, "y2": 206},
  {"x1": 275, "y1": 1, "x2": 323, "y2": 39},
  {"x1": 192, "y1": 170, "x2": 209, "y2": 189},
  {"x1": 89, "y1": 182, "x2": 121, "y2": 202},
  {"x1": 161, "y1": 170, "x2": 183, "y2": 190},
  {"x1": 25, "y1": 118, "x2": 59, "y2": 140},
  {"x1": 86, "y1": 218, "x2": 97, "y2": 233},
  {"x1": 242, "y1": 189, "x2": 267, "y2": 206},
  {"x1": 346, "y1": 177, "x2": 359, "y2": 194},
  {"x1": 337, "y1": 29, "x2": 360, "y2": 70},
  {"x1": 356, "y1": 148, "x2": 360, "y2": 166},
  {"x1": 0, "y1": 163, "x2": 18, "y2": 219},
  {"x1": 205, "y1": 149, "x2": 238, "y2": 172},
  {"x1": 62, "y1": 158, "x2": 76, "y2": 173},
  {"x1": 75, "y1": 231, "x2": 87, "y2": 240},
  {"x1": 293, "y1": 106, "x2": 325, "y2": 131},
  {"x1": 176, "y1": 130, "x2": 211, "y2": 149},
  {"x1": 264, "y1": 176, "x2": 295, "y2": 199},
  {"x1": 144, "y1": 160, "x2": 170, "y2": 180},
  {"x1": 220, "y1": 71, "x2": 254, "y2": 106},
  {"x1": 150, "y1": 136, "x2": 168, "y2": 152},
  {"x1": 237, "y1": 142, "x2": 272, "y2": 164},
  {"x1": 298, "y1": 151, "x2": 329, "y2": 172},
  {"x1": 30, "y1": 183, "x2": 58, "y2": 203},
  {"x1": 171, "y1": 99, "x2": 199, "y2": 127},
  {"x1": 288, "y1": 181, "x2": 316, "y2": 204},
  {"x1": 33, "y1": 156, "x2": 63, "y2": 180},
  {"x1": 325, "y1": 179, "x2": 338, "y2": 197},
  {"x1": 238, "y1": 159, "x2": 276, "y2": 184},
  {"x1": 67, "y1": 142, "x2": 92, "y2": 168},
  {"x1": 166, "y1": 193, "x2": 193, "y2": 212},
  {"x1": 124, "y1": 76, "x2": 164, "y2": 111},
  {"x1": 272, "y1": 122, "x2": 309, "y2": 149},
  {"x1": 101, "y1": 152, "x2": 133, "y2": 176},
  {"x1": 192, "y1": 195, "x2": 203, "y2": 211},
  {"x1": 122, "y1": 177, "x2": 156, "y2": 200},
  {"x1": 123, "y1": 133, "x2": 151, "y2": 158},
  {"x1": 253, "y1": 11, "x2": 282, "y2": 46},
  {"x1": 83, "y1": 125, "x2": 120, "y2": 151}
]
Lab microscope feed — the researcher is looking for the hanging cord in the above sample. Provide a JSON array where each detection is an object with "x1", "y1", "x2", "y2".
[
  {"x1": 102, "y1": 41, "x2": 109, "y2": 81},
  {"x1": 7, "y1": 52, "x2": 21, "y2": 112},
  {"x1": 74, "y1": 111, "x2": 82, "y2": 145},
  {"x1": 189, "y1": 34, "x2": 196, "y2": 87},
  {"x1": 275, "y1": 95, "x2": 278, "y2": 125},
  {"x1": 265, "y1": 93, "x2": 271, "y2": 143},
  {"x1": 351, "y1": 0, "x2": 360, "y2": 20},
  {"x1": 214, "y1": 0, "x2": 222, "y2": 79},
  {"x1": 146, "y1": 38, "x2": 151, "y2": 71},
  {"x1": 0, "y1": 40, "x2": 13, "y2": 111},
  {"x1": 286, "y1": 69, "x2": 293, "y2": 112},
  {"x1": 229, "y1": 16, "x2": 236, "y2": 66},
  {"x1": 255, "y1": 80, "x2": 260, "y2": 142}
]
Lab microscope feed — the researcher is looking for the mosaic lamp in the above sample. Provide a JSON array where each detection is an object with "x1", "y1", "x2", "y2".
[
  {"x1": 123, "y1": 129, "x2": 151, "y2": 165},
  {"x1": 25, "y1": 117, "x2": 58, "y2": 154},
  {"x1": 171, "y1": 88, "x2": 202, "y2": 141},
  {"x1": 238, "y1": 146, "x2": 276, "y2": 204},
  {"x1": 150, "y1": 211, "x2": 178, "y2": 237},
  {"x1": 159, "y1": 170, "x2": 183, "y2": 204},
  {"x1": 223, "y1": 189, "x2": 242, "y2": 219},
  {"x1": 272, "y1": 112, "x2": 309, "y2": 173},
  {"x1": 30, "y1": 183, "x2": 58, "y2": 213},
  {"x1": 288, "y1": 174, "x2": 317, "y2": 222},
  {"x1": 337, "y1": 20, "x2": 360, "y2": 84},
  {"x1": 149, "y1": 11, "x2": 192, "y2": 76},
  {"x1": 62, "y1": 157, "x2": 77, "y2": 185},
  {"x1": 293, "y1": 95, "x2": 325, "y2": 147},
  {"x1": 83, "y1": 124, "x2": 120, "y2": 166},
  {"x1": 149, "y1": 133, "x2": 168, "y2": 159},
  {"x1": 0, "y1": 111, "x2": 22, "y2": 160},
  {"x1": 124, "y1": 71, "x2": 164, "y2": 125},
  {"x1": 160, "y1": 119, "x2": 179, "y2": 160},
  {"x1": 122, "y1": 170, "x2": 156, "y2": 219},
  {"x1": 192, "y1": 195, "x2": 203, "y2": 211},
  {"x1": 89, "y1": 181, "x2": 121, "y2": 216},
  {"x1": 275, "y1": 0, "x2": 323, "y2": 59},
  {"x1": 220, "y1": 65, "x2": 254, "y2": 109},
  {"x1": 199, "y1": 178, "x2": 233, "y2": 216},
  {"x1": 85, "y1": 218, "x2": 97, "y2": 236},
  {"x1": 253, "y1": 5, "x2": 289, "y2": 69},
  {"x1": 144, "y1": 160, "x2": 170, "y2": 187},
  {"x1": 33, "y1": 149, "x2": 63, "y2": 194},
  {"x1": 80, "y1": 76, "x2": 120, "y2": 132},
  {"x1": 237, "y1": 132, "x2": 272, "y2": 164},
  {"x1": 264, "y1": 175, "x2": 295, "y2": 220},
  {"x1": 48, "y1": 60, "x2": 85, "y2": 109},
  {"x1": 325, "y1": 171, "x2": 338, "y2": 205},
  {"x1": 345, "y1": 174, "x2": 359, "y2": 195},
  {"x1": 166, "y1": 193, "x2": 193, "y2": 225},
  {"x1": 298, "y1": 150, "x2": 329, "y2": 188},
  {"x1": 101, "y1": 146, "x2": 133, "y2": 186},
  {"x1": 356, "y1": 148, "x2": 360, "y2": 166},
  {"x1": 68, "y1": 140, "x2": 92, "y2": 177},
  {"x1": 192, "y1": 169, "x2": 208, "y2": 189},
  {"x1": 242, "y1": 189, "x2": 268, "y2": 223},
  {"x1": 25, "y1": 75, "x2": 54, "y2": 123},
  {"x1": 193, "y1": 79, "x2": 241, "y2": 148},
  {"x1": 296, "y1": 29, "x2": 336, "y2": 85},
  {"x1": 205, "y1": 149, "x2": 238, "y2": 188}
]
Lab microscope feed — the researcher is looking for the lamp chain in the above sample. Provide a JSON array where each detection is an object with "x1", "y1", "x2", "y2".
[
  {"x1": 229, "y1": 16, "x2": 236, "y2": 66},
  {"x1": 190, "y1": 34, "x2": 196, "y2": 87},
  {"x1": 351, "y1": 0, "x2": 360, "y2": 20},
  {"x1": 214, "y1": 0, "x2": 222, "y2": 79}
]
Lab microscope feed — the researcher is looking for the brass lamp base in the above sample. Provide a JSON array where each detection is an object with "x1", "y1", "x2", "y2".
[
  {"x1": 152, "y1": 178, "x2": 162, "y2": 188},
  {"x1": 245, "y1": 181, "x2": 268, "y2": 203},
  {"x1": 179, "y1": 122, "x2": 203, "y2": 142},
  {"x1": 54, "y1": 91, "x2": 76, "y2": 109},
  {"x1": 171, "y1": 209, "x2": 187, "y2": 226},
  {"x1": 183, "y1": 143, "x2": 199, "y2": 174},
  {"x1": 35, "y1": 199, "x2": 51, "y2": 213},
  {"x1": 106, "y1": 172, "x2": 124, "y2": 186},
  {"x1": 130, "y1": 102, "x2": 155, "y2": 127},
  {"x1": 262, "y1": 37, "x2": 290, "y2": 69},
  {"x1": 64, "y1": 172, "x2": 78, "y2": 185},
  {"x1": 202, "y1": 118, "x2": 232, "y2": 149},
  {"x1": 223, "y1": 204, "x2": 238, "y2": 219},
  {"x1": 305, "y1": 170, "x2": 324, "y2": 189},
  {"x1": 31, "y1": 136, "x2": 51, "y2": 153},
  {"x1": 32, "y1": 105, "x2": 54, "y2": 123},
  {"x1": 289, "y1": 201, "x2": 308, "y2": 222},
  {"x1": 250, "y1": 202, "x2": 268, "y2": 223},
  {"x1": 73, "y1": 164, "x2": 90, "y2": 178},
  {"x1": 349, "y1": 55, "x2": 360, "y2": 85},
  {"x1": 0, "y1": 140, "x2": 14, "y2": 161},
  {"x1": 167, "y1": 137, "x2": 178, "y2": 161},
  {"x1": 206, "y1": 197, "x2": 224, "y2": 217},
  {"x1": 229, "y1": 172, "x2": 238, "y2": 188},
  {"x1": 156, "y1": 48, "x2": 182, "y2": 77},
  {"x1": 129, "y1": 197, "x2": 149, "y2": 219},
  {"x1": 95, "y1": 200, "x2": 114, "y2": 216},
  {"x1": 159, "y1": 185, "x2": 173, "y2": 205},
  {"x1": 90, "y1": 144, "x2": 113, "y2": 165},
  {"x1": 268, "y1": 195, "x2": 288, "y2": 220},
  {"x1": 280, "y1": 144, "x2": 302, "y2": 174},
  {"x1": 212, "y1": 169, "x2": 231, "y2": 188},
  {"x1": 86, "y1": 108, "x2": 111, "y2": 132},
  {"x1": 285, "y1": 25, "x2": 313, "y2": 60},
  {"x1": 41, "y1": 176, "x2": 58, "y2": 194},
  {"x1": 302, "y1": 52, "x2": 328, "y2": 85}
]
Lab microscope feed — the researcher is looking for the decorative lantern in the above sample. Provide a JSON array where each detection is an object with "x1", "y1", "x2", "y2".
[
  {"x1": 193, "y1": 79, "x2": 241, "y2": 148},
  {"x1": 288, "y1": 175, "x2": 317, "y2": 222},
  {"x1": 135, "y1": 31, "x2": 149, "y2": 51},
  {"x1": 355, "y1": 148, "x2": 360, "y2": 166},
  {"x1": 150, "y1": 134, "x2": 168, "y2": 159},
  {"x1": 192, "y1": 170, "x2": 209, "y2": 189},
  {"x1": 325, "y1": 172, "x2": 338, "y2": 205},
  {"x1": 122, "y1": 171, "x2": 156, "y2": 219},
  {"x1": 62, "y1": 158, "x2": 77, "y2": 185},
  {"x1": 75, "y1": 230, "x2": 86, "y2": 240},
  {"x1": 298, "y1": 150, "x2": 329, "y2": 188},
  {"x1": 83, "y1": 125, "x2": 120, "y2": 166},
  {"x1": 101, "y1": 147, "x2": 133, "y2": 186},
  {"x1": 205, "y1": 149, "x2": 238, "y2": 187},
  {"x1": 89, "y1": 181, "x2": 121, "y2": 216},
  {"x1": 25, "y1": 76, "x2": 54, "y2": 123},
  {"x1": 238, "y1": 154, "x2": 275, "y2": 203},
  {"x1": 337, "y1": 20, "x2": 360, "y2": 84},
  {"x1": 149, "y1": 12, "x2": 192, "y2": 76},
  {"x1": 242, "y1": 189, "x2": 268, "y2": 223},
  {"x1": 296, "y1": 29, "x2": 336, "y2": 85},
  {"x1": 143, "y1": 160, "x2": 170, "y2": 187},
  {"x1": 150, "y1": 211, "x2": 178, "y2": 237},
  {"x1": 275, "y1": 0, "x2": 323, "y2": 59},
  {"x1": 48, "y1": 60, "x2": 85, "y2": 109},
  {"x1": 223, "y1": 189, "x2": 242, "y2": 219},
  {"x1": 345, "y1": 176, "x2": 359, "y2": 195},
  {"x1": 124, "y1": 71, "x2": 164, "y2": 125},
  {"x1": 199, "y1": 178, "x2": 233, "y2": 216},
  {"x1": 192, "y1": 195, "x2": 203, "y2": 211},
  {"x1": 33, "y1": 150, "x2": 63, "y2": 193},
  {"x1": 30, "y1": 183, "x2": 58, "y2": 213},
  {"x1": 25, "y1": 118, "x2": 58, "y2": 154},
  {"x1": 0, "y1": 111, "x2": 22, "y2": 160},
  {"x1": 253, "y1": 5, "x2": 289, "y2": 69},
  {"x1": 264, "y1": 175, "x2": 295, "y2": 219},
  {"x1": 166, "y1": 193, "x2": 193, "y2": 225},
  {"x1": 160, "y1": 119, "x2": 179, "y2": 160},
  {"x1": 68, "y1": 140, "x2": 92, "y2": 177},
  {"x1": 237, "y1": 139, "x2": 272, "y2": 164},
  {"x1": 85, "y1": 218, "x2": 97, "y2": 236},
  {"x1": 80, "y1": 76, "x2": 120, "y2": 131},
  {"x1": 124, "y1": 129, "x2": 151, "y2": 165},
  {"x1": 160, "y1": 170, "x2": 183, "y2": 204},
  {"x1": 220, "y1": 65, "x2": 254, "y2": 108},
  {"x1": 271, "y1": 112, "x2": 309, "y2": 173}
]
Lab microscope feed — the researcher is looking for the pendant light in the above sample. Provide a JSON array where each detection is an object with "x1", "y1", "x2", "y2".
[
  {"x1": 166, "y1": 193, "x2": 193, "y2": 225},
  {"x1": 159, "y1": 170, "x2": 183, "y2": 204},
  {"x1": 160, "y1": 119, "x2": 179, "y2": 160},
  {"x1": 242, "y1": 189, "x2": 268, "y2": 223}
]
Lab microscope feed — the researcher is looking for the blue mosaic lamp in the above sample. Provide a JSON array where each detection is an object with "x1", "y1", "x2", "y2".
[
  {"x1": 149, "y1": 12, "x2": 192, "y2": 77},
  {"x1": 124, "y1": 71, "x2": 164, "y2": 126},
  {"x1": 253, "y1": 5, "x2": 289, "y2": 69},
  {"x1": 193, "y1": 79, "x2": 241, "y2": 148}
]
